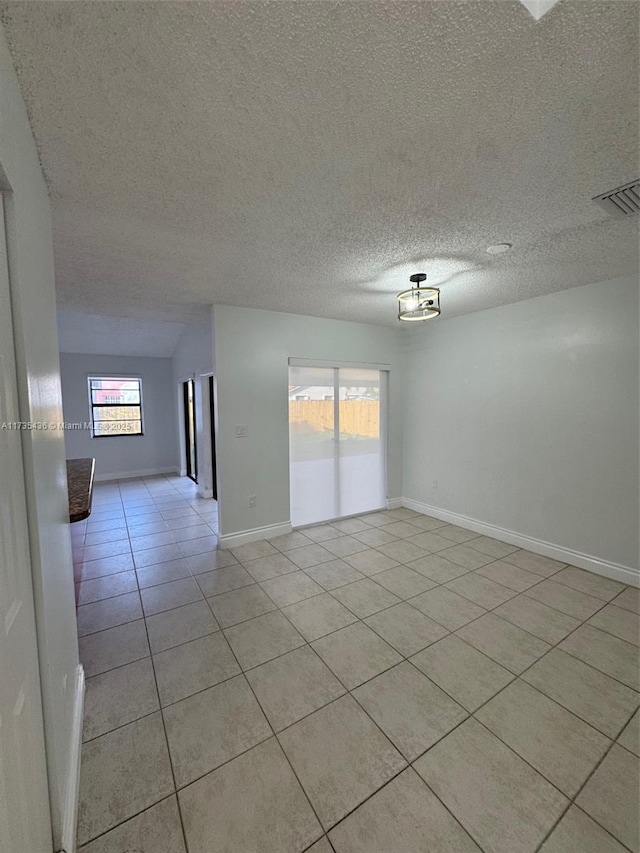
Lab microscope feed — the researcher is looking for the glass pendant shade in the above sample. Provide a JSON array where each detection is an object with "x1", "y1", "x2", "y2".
[{"x1": 397, "y1": 273, "x2": 440, "y2": 322}]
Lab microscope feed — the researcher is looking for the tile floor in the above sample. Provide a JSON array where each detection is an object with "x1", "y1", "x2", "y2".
[{"x1": 73, "y1": 475, "x2": 640, "y2": 852}]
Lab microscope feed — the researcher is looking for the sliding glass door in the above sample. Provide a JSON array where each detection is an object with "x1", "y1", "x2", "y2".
[{"x1": 289, "y1": 364, "x2": 387, "y2": 527}]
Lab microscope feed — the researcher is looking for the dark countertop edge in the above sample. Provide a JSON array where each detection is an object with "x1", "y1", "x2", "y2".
[{"x1": 67, "y1": 457, "x2": 96, "y2": 523}]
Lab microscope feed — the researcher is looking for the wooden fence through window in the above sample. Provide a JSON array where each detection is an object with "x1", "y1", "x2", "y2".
[{"x1": 289, "y1": 400, "x2": 379, "y2": 438}]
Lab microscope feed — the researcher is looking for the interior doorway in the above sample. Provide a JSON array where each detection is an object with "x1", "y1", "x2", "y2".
[
  {"x1": 183, "y1": 378, "x2": 198, "y2": 483},
  {"x1": 208, "y1": 375, "x2": 218, "y2": 500},
  {"x1": 288, "y1": 364, "x2": 387, "y2": 527}
]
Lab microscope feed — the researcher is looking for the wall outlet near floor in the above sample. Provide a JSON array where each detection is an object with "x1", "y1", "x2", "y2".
[
  {"x1": 248, "y1": 495, "x2": 256, "y2": 507},
  {"x1": 432, "y1": 479, "x2": 438, "y2": 489}
]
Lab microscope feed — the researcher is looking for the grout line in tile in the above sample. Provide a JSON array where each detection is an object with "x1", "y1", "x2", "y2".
[
  {"x1": 162, "y1": 725, "x2": 276, "y2": 798},
  {"x1": 277, "y1": 732, "x2": 409, "y2": 837},
  {"x1": 531, "y1": 736, "x2": 635, "y2": 853},
  {"x1": 302, "y1": 836, "x2": 336, "y2": 853},
  {"x1": 75, "y1": 793, "x2": 182, "y2": 851},
  {"x1": 581, "y1": 613, "x2": 640, "y2": 648},
  {"x1": 80, "y1": 642, "x2": 151, "y2": 681},
  {"x1": 294, "y1": 563, "x2": 632, "y2": 848},
  {"x1": 76, "y1": 588, "x2": 144, "y2": 638},
  {"x1": 75, "y1": 584, "x2": 139, "y2": 609},
  {"x1": 400, "y1": 565, "x2": 568, "y2": 644},
  {"x1": 81, "y1": 703, "x2": 160, "y2": 746},
  {"x1": 201, "y1": 609, "x2": 328, "y2": 845},
  {"x1": 129, "y1": 516, "x2": 191, "y2": 852},
  {"x1": 408, "y1": 590, "x2": 636, "y2": 852}
]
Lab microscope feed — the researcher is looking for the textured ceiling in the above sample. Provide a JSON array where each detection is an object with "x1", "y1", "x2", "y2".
[
  {"x1": 1, "y1": 0, "x2": 638, "y2": 330},
  {"x1": 57, "y1": 309, "x2": 187, "y2": 357}
]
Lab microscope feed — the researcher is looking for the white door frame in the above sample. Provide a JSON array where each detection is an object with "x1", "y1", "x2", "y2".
[
  {"x1": 176, "y1": 371, "x2": 219, "y2": 504},
  {"x1": 199, "y1": 371, "x2": 217, "y2": 500},
  {"x1": 175, "y1": 375, "x2": 191, "y2": 478},
  {"x1": 0, "y1": 192, "x2": 53, "y2": 850}
]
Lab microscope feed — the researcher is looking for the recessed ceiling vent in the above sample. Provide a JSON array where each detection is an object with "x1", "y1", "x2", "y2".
[{"x1": 592, "y1": 180, "x2": 640, "y2": 218}]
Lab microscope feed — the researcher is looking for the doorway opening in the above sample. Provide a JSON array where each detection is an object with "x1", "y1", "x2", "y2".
[
  {"x1": 183, "y1": 378, "x2": 198, "y2": 483},
  {"x1": 288, "y1": 364, "x2": 387, "y2": 527},
  {"x1": 208, "y1": 375, "x2": 218, "y2": 500}
]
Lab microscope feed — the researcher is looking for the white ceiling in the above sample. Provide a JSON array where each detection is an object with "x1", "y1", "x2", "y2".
[
  {"x1": 1, "y1": 0, "x2": 638, "y2": 331},
  {"x1": 57, "y1": 309, "x2": 187, "y2": 358}
]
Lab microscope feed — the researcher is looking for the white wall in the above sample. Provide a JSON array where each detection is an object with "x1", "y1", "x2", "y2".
[
  {"x1": 0, "y1": 27, "x2": 80, "y2": 851},
  {"x1": 402, "y1": 275, "x2": 639, "y2": 579},
  {"x1": 172, "y1": 318, "x2": 214, "y2": 380},
  {"x1": 171, "y1": 319, "x2": 215, "y2": 495},
  {"x1": 60, "y1": 352, "x2": 178, "y2": 480},
  {"x1": 213, "y1": 305, "x2": 403, "y2": 541}
]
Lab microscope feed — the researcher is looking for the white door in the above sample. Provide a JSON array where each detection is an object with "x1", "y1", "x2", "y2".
[{"x1": 0, "y1": 197, "x2": 52, "y2": 851}]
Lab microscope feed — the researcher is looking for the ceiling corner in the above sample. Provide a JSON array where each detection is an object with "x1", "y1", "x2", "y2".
[{"x1": 519, "y1": 0, "x2": 561, "y2": 21}]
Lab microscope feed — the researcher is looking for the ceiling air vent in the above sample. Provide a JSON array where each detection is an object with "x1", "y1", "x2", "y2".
[{"x1": 592, "y1": 180, "x2": 640, "y2": 218}]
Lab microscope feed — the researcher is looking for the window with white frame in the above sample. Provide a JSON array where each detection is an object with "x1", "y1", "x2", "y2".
[{"x1": 88, "y1": 376, "x2": 143, "y2": 437}]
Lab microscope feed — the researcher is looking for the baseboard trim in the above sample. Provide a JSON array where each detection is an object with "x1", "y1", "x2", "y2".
[
  {"x1": 197, "y1": 487, "x2": 214, "y2": 499},
  {"x1": 402, "y1": 498, "x2": 640, "y2": 588},
  {"x1": 386, "y1": 497, "x2": 403, "y2": 510},
  {"x1": 94, "y1": 467, "x2": 177, "y2": 482},
  {"x1": 60, "y1": 665, "x2": 85, "y2": 853},
  {"x1": 219, "y1": 521, "x2": 293, "y2": 549}
]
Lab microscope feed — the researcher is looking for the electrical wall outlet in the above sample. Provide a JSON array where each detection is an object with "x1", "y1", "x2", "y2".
[
  {"x1": 432, "y1": 479, "x2": 438, "y2": 489},
  {"x1": 248, "y1": 495, "x2": 256, "y2": 507}
]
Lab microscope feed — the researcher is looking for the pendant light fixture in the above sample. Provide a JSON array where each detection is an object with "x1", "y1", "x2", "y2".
[{"x1": 397, "y1": 273, "x2": 440, "y2": 322}]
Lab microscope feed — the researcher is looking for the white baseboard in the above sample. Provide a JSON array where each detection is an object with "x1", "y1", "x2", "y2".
[
  {"x1": 219, "y1": 521, "x2": 293, "y2": 549},
  {"x1": 386, "y1": 497, "x2": 403, "y2": 510},
  {"x1": 94, "y1": 467, "x2": 177, "y2": 482},
  {"x1": 402, "y1": 498, "x2": 639, "y2": 588},
  {"x1": 60, "y1": 665, "x2": 85, "y2": 853},
  {"x1": 197, "y1": 487, "x2": 214, "y2": 499}
]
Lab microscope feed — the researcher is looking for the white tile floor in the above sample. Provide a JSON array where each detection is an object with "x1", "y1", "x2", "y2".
[{"x1": 73, "y1": 475, "x2": 640, "y2": 852}]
